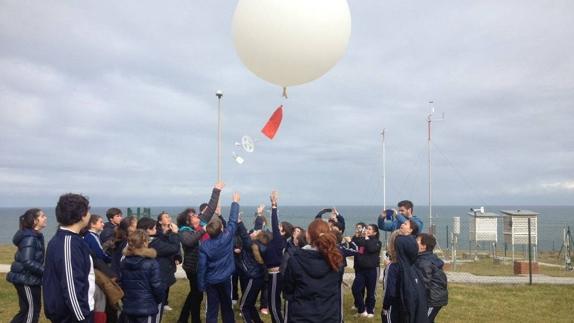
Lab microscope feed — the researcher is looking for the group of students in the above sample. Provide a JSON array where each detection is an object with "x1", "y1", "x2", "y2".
[{"x1": 6, "y1": 183, "x2": 447, "y2": 323}]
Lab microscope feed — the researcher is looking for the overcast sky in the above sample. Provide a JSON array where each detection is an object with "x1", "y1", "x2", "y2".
[{"x1": 1, "y1": 0, "x2": 573, "y2": 207}]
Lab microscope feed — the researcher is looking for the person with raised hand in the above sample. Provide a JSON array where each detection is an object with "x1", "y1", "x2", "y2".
[
  {"x1": 177, "y1": 182, "x2": 224, "y2": 323},
  {"x1": 262, "y1": 191, "x2": 286, "y2": 323},
  {"x1": 198, "y1": 191, "x2": 241, "y2": 323}
]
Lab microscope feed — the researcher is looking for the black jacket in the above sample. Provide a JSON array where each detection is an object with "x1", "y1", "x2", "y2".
[
  {"x1": 120, "y1": 247, "x2": 165, "y2": 316},
  {"x1": 415, "y1": 251, "x2": 448, "y2": 307},
  {"x1": 7, "y1": 229, "x2": 44, "y2": 286},
  {"x1": 179, "y1": 187, "x2": 221, "y2": 273},
  {"x1": 100, "y1": 221, "x2": 116, "y2": 244},
  {"x1": 283, "y1": 247, "x2": 344, "y2": 323},
  {"x1": 236, "y1": 222, "x2": 265, "y2": 279},
  {"x1": 352, "y1": 236, "x2": 381, "y2": 270},
  {"x1": 149, "y1": 231, "x2": 181, "y2": 287}
]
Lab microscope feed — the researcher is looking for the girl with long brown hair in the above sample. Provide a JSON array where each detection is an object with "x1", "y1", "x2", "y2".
[{"x1": 283, "y1": 219, "x2": 344, "y2": 323}]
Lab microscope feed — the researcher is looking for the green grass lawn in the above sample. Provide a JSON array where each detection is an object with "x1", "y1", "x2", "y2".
[
  {"x1": 1, "y1": 273, "x2": 574, "y2": 323},
  {"x1": 0, "y1": 244, "x2": 16, "y2": 264}
]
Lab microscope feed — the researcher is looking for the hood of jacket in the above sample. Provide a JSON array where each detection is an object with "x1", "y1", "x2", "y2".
[
  {"x1": 122, "y1": 247, "x2": 157, "y2": 269},
  {"x1": 418, "y1": 250, "x2": 444, "y2": 269},
  {"x1": 395, "y1": 235, "x2": 419, "y2": 266},
  {"x1": 292, "y1": 247, "x2": 334, "y2": 279},
  {"x1": 13, "y1": 228, "x2": 40, "y2": 246}
]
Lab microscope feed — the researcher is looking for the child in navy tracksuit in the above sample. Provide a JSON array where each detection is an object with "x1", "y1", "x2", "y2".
[
  {"x1": 198, "y1": 193, "x2": 241, "y2": 323},
  {"x1": 83, "y1": 214, "x2": 111, "y2": 323},
  {"x1": 236, "y1": 221, "x2": 266, "y2": 323},
  {"x1": 43, "y1": 193, "x2": 94, "y2": 323},
  {"x1": 351, "y1": 224, "x2": 382, "y2": 318},
  {"x1": 120, "y1": 229, "x2": 165, "y2": 323},
  {"x1": 262, "y1": 191, "x2": 286, "y2": 323}
]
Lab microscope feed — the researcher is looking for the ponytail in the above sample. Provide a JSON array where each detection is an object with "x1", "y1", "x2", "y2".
[{"x1": 307, "y1": 219, "x2": 343, "y2": 271}]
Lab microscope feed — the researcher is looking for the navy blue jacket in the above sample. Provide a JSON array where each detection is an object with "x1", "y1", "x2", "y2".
[
  {"x1": 236, "y1": 222, "x2": 265, "y2": 279},
  {"x1": 84, "y1": 230, "x2": 111, "y2": 263},
  {"x1": 198, "y1": 202, "x2": 239, "y2": 291},
  {"x1": 395, "y1": 235, "x2": 429, "y2": 323},
  {"x1": 99, "y1": 221, "x2": 116, "y2": 244},
  {"x1": 415, "y1": 251, "x2": 448, "y2": 307},
  {"x1": 110, "y1": 239, "x2": 127, "y2": 279},
  {"x1": 120, "y1": 247, "x2": 165, "y2": 316},
  {"x1": 149, "y1": 230, "x2": 181, "y2": 287},
  {"x1": 43, "y1": 228, "x2": 93, "y2": 322},
  {"x1": 352, "y1": 236, "x2": 382, "y2": 270},
  {"x1": 7, "y1": 228, "x2": 44, "y2": 286},
  {"x1": 262, "y1": 207, "x2": 285, "y2": 268},
  {"x1": 283, "y1": 247, "x2": 344, "y2": 323},
  {"x1": 382, "y1": 263, "x2": 401, "y2": 311}
]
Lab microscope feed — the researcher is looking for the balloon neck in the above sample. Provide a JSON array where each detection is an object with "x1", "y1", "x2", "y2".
[{"x1": 282, "y1": 87, "x2": 288, "y2": 99}]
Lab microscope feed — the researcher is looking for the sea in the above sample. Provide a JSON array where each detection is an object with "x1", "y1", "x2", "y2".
[{"x1": 1, "y1": 205, "x2": 572, "y2": 252}]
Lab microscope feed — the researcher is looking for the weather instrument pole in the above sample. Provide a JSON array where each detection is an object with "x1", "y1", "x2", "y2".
[
  {"x1": 427, "y1": 101, "x2": 444, "y2": 234},
  {"x1": 216, "y1": 90, "x2": 223, "y2": 182},
  {"x1": 382, "y1": 129, "x2": 387, "y2": 210}
]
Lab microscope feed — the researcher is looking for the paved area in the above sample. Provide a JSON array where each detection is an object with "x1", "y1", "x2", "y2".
[
  {"x1": 445, "y1": 272, "x2": 574, "y2": 284},
  {"x1": 3, "y1": 263, "x2": 573, "y2": 285}
]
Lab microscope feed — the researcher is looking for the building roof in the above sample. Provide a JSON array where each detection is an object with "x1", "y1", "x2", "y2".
[
  {"x1": 499, "y1": 209, "x2": 540, "y2": 216},
  {"x1": 467, "y1": 211, "x2": 502, "y2": 217}
]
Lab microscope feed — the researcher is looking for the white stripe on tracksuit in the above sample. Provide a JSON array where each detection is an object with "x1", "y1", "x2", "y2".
[
  {"x1": 271, "y1": 273, "x2": 280, "y2": 323},
  {"x1": 24, "y1": 285, "x2": 33, "y2": 323},
  {"x1": 284, "y1": 300, "x2": 289, "y2": 322},
  {"x1": 239, "y1": 278, "x2": 253, "y2": 315},
  {"x1": 64, "y1": 235, "x2": 85, "y2": 321}
]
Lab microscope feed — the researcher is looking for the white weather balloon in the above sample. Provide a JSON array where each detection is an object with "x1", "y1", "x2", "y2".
[{"x1": 232, "y1": 0, "x2": 352, "y2": 89}]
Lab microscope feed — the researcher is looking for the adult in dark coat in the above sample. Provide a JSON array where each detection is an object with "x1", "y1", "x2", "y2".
[
  {"x1": 389, "y1": 235, "x2": 429, "y2": 323},
  {"x1": 7, "y1": 208, "x2": 47, "y2": 323},
  {"x1": 177, "y1": 183, "x2": 222, "y2": 323},
  {"x1": 283, "y1": 219, "x2": 344, "y2": 323}
]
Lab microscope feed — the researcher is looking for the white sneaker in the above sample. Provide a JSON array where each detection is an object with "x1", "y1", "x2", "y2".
[
  {"x1": 367, "y1": 313, "x2": 375, "y2": 318},
  {"x1": 163, "y1": 305, "x2": 173, "y2": 311},
  {"x1": 360, "y1": 311, "x2": 368, "y2": 317}
]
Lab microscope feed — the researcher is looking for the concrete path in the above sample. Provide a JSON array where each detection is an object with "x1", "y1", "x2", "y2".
[
  {"x1": 3, "y1": 264, "x2": 573, "y2": 285},
  {"x1": 445, "y1": 272, "x2": 574, "y2": 285}
]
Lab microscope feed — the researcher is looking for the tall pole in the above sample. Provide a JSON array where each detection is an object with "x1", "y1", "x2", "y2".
[
  {"x1": 427, "y1": 105, "x2": 433, "y2": 234},
  {"x1": 382, "y1": 129, "x2": 386, "y2": 210},
  {"x1": 216, "y1": 90, "x2": 223, "y2": 182},
  {"x1": 427, "y1": 101, "x2": 444, "y2": 234}
]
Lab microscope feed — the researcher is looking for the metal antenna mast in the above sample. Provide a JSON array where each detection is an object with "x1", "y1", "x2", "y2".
[
  {"x1": 216, "y1": 90, "x2": 223, "y2": 182},
  {"x1": 427, "y1": 101, "x2": 444, "y2": 234},
  {"x1": 382, "y1": 129, "x2": 387, "y2": 210}
]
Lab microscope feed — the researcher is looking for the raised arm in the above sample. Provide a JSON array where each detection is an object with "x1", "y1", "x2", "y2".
[
  {"x1": 200, "y1": 182, "x2": 224, "y2": 224},
  {"x1": 226, "y1": 192, "x2": 241, "y2": 237},
  {"x1": 270, "y1": 191, "x2": 280, "y2": 240}
]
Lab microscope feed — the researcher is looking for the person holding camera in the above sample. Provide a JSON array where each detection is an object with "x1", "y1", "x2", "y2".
[
  {"x1": 351, "y1": 223, "x2": 382, "y2": 318},
  {"x1": 379, "y1": 200, "x2": 424, "y2": 233}
]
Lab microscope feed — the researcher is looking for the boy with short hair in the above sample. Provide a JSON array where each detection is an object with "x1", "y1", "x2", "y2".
[
  {"x1": 43, "y1": 193, "x2": 95, "y2": 322},
  {"x1": 415, "y1": 233, "x2": 448, "y2": 323},
  {"x1": 198, "y1": 192, "x2": 241, "y2": 323},
  {"x1": 100, "y1": 208, "x2": 122, "y2": 244}
]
